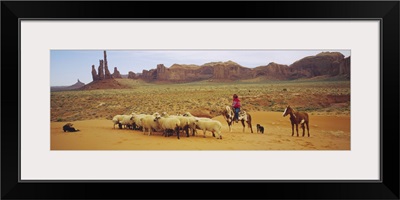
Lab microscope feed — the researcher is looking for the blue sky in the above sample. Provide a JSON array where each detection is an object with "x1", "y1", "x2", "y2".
[{"x1": 50, "y1": 50, "x2": 351, "y2": 86}]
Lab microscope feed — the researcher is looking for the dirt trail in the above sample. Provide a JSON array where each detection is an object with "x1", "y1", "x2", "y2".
[{"x1": 51, "y1": 111, "x2": 350, "y2": 150}]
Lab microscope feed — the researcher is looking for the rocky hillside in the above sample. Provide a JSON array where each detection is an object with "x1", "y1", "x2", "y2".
[
  {"x1": 84, "y1": 51, "x2": 350, "y2": 88},
  {"x1": 129, "y1": 52, "x2": 350, "y2": 82},
  {"x1": 51, "y1": 79, "x2": 85, "y2": 92},
  {"x1": 287, "y1": 52, "x2": 350, "y2": 79},
  {"x1": 80, "y1": 79, "x2": 130, "y2": 90}
]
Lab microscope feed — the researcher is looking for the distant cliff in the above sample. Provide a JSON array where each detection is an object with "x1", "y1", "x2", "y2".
[
  {"x1": 51, "y1": 79, "x2": 85, "y2": 92},
  {"x1": 133, "y1": 52, "x2": 350, "y2": 82},
  {"x1": 87, "y1": 51, "x2": 350, "y2": 86}
]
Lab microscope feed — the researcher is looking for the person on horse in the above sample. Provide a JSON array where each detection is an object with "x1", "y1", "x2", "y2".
[{"x1": 232, "y1": 94, "x2": 241, "y2": 123}]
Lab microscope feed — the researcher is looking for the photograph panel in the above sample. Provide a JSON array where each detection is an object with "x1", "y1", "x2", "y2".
[{"x1": 50, "y1": 50, "x2": 351, "y2": 150}]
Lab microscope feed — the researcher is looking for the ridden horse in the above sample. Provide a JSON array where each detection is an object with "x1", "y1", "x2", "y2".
[
  {"x1": 222, "y1": 106, "x2": 235, "y2": 132},
  {"x1": 282, "y1": 105, "x2": 310, "y2": 137},
  {"x1": 222, "y1": 106, "x2": 254, "y2": 133},
  {"x1": 238, "y1": 110, "x2": 254, "y2": 133}
]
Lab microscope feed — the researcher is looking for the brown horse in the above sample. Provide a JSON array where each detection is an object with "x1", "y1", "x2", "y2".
[{"x1": 282, "y1": 105, "x2": 310, "y2": 137}]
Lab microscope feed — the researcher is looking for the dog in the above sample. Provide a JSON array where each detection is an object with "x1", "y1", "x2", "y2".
[
  {"x1": 256, "y1": 124, "x2": 264, "y2": 134},
  {"x1": 63, "y1": 123, "x2": 80, "y2": 132}
]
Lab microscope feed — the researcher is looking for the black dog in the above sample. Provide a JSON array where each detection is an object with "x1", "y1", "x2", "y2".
[
  {"x1": 256, "y1": 124, "x2": 264, "y2": 134},
  {"x1": 63, "y1": 123, "x2": 80, "y2": 132}
]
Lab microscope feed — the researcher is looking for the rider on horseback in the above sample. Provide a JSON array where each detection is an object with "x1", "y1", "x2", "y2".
[{"x1": 232, "y1": 94, "x2": 241, "y2": 123}]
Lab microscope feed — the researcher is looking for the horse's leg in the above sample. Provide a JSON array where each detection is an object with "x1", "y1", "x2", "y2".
[
  {"x1": 306, "y1": 122, "x2": 310, "y2": 137},
  {"x1": 248, "y1": 115, "x2": 253, "y2": 133},
  {"x1": 228, "y1": 121, "x2": 232, "y2": 132},
  {"x1": 203, "y1": 130, "x2": 207, "y2": 138},
  {"x1": 295, "y1": 124, "x2": 299, "y2": 137},
  {"x1": 241, "y1": 120, "x2": 245, "y2": 133},
  {"x1": 291, "y1": 123, "x2": 294, "y2": 136},
  {"x1": 302, "y1": 124, "x2": 305, "y2": 137}
]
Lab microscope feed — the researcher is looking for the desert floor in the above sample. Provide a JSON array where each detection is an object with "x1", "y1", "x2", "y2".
[{"x1": 51, "y1": 111, "x2": 350, "y2": 150}]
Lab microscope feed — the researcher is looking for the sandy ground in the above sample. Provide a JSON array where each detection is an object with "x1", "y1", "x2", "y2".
[{"x1": 51, "y1": 111, "x2": 350, "y2": 150}]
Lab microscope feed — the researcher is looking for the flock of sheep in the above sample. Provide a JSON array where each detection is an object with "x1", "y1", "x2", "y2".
[{"x1": 112, "y1": 111, "x2": 223, "y2": 139}]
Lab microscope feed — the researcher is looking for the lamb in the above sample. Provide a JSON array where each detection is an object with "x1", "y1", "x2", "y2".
[
  {"x1": 154, "y1": 116, "x2": 181, "y2": 139},
  {"x1": 193, "y1": 119, "x2": 222, "y2": 139},
  {"x1": 140, "y1": 112, "x2": 161, "y2": 136}
]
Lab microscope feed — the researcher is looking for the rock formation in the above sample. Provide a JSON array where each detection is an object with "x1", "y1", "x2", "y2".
[
  {"x1": 253, "y1": 62, "x2": 289, "y2": 80},
  {"x1": 339, "y1": 56, "x2": 350, "y2": 77},
  {"x1": 91, "y1": 65, "x2": 98, "y2": 81},
  {"x1": 128, "y1": 71, "x2": 137, "y2": 79},
  {"x1": 98, "y1": 60, "x2": 105, "y2": 80},
  {"x1": 288, "y1": 52, "x2": 349, "y2": 79},
  {"x1": 51, "y1": 79, "x2": 85, "y2": 92},
  {"x1": 104, "y1": 51, "x2": 112, "y2": 79},
  {"x1": 112, "y1": 67, "x2": 122, "y2": 78},
  {"x1": 90, "y1": 51, "x2": 350, "y2": 83}
]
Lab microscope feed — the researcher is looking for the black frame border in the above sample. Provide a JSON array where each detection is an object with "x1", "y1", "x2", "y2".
[{"x1": 2, "y1": 1, "x2": 399, "y2": 199}]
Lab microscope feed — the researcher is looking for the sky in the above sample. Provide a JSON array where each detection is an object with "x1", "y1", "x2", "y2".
[{"x1": 50, "y1": 50, "x2": 351, "y2": 86}]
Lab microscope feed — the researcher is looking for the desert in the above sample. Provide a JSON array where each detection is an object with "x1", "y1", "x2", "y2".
[{"x1": 51, "y1": 80, "x2": 350, "y2": 150}]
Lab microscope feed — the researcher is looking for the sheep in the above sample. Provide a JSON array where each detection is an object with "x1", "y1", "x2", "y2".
[
  {"x1": 154, "y1": 116, "x2": 181, "y2": 139},
  {"x1": 193, "y1": 119, "x2": 222, "y2": 139},
  {"x1": 162, "y1": 112, "x2": 192, "y2": 137},
  {"x1": 131, "y1": 113, "x2": 146, "y2": 130},
  {"x1": 180, "y1": 116, "x2": 198, "y2": 136},
  {"x1": 112, "y1": 114, "x2": 124, "y2": 129},
  {"x1": 182, "y1": 112, "x2": 213, "y2": 136},
  {"x1": 140, "y1": 113, "x2": 161, "y2": 136},
  {"x1": 120, "y1": 115, "x2": 134, "y2": 129}
]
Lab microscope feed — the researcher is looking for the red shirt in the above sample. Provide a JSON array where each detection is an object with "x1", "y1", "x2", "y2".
[{"x1": 232, "y1": 98, "x2": 241, "y2": 108}]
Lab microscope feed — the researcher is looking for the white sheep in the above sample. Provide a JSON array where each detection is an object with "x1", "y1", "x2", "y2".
[
  {"x1": 182, "y1": 112, "x2": 213, "y2": 136},
  {"x1": 140, "y1": 113, "x2": 161, "y2": 136},
  {"x1": 193, "y1": 119, "x2": 223, "y2": 139},
  {"x1": 163, "y1": 112, "x2": 193, "y2": 137},
  {"x1": 112, "y1": 114, "x2": 124, "y2": 129},
  {"x1": 120, "y1": 115, "x2": 134, "y2": 129},
  {"x1": 154, "y1": 116, "x2": 181, "y2": 139},
  {"x1": 131, "y1": 113, "x2": 146, "y2": 130}
]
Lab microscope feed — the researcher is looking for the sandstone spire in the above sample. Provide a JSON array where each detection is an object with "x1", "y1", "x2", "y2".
[
  {"x1": 113, "y1": 67, "x2": 122, "y2": 78},
  {"x1": 91, "y1": 65, "x2": 99, "y2": 81},
  {"x1": 104, "y1": 51, "x2": 112, "y2": 79},
  {"x1": 98, "y1": 60, "x2": 105, "y2": 80}
]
